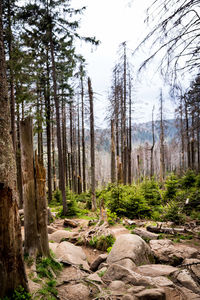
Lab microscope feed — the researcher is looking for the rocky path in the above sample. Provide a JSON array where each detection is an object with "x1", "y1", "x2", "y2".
[{"x1": 27, "y1": 217, "x2": 200, "y2": 299}]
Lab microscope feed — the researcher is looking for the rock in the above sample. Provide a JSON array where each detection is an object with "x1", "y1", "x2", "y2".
[
  {"x1": 28, "y1": 280, "x2": 41, "y2": 293},
  {"x1": 133, "y1": 228, "x2": 159, "y2": 240},
  {"x1": 136, "y1": 264, "x2": 178, "y2": 277},
  {"x1": 49, "y1": 241, "x2": 59, "y2": 253},
  {"x1": 57, "y1": 265, "x2": 87, "y2": 284},
  {"x1": 149, "y1": 239, "x2": 199, "y2": 265},
  {"x1": 135, "y1": 288, "x2": 166, "y2": 300},
  {"x1": 178, "y1": 286, "x2": 200, "y2": 300},
  {"x1": 102, "y1": 264, "x2": 173, "y2": 287},
  {"x1": 90, "y1": 253, "x2": 108, "y2": 271},
  {"x1": 183, "y1": 258, "x2": 200, "y2": 279},
  {"x1": 54, "y1": 241, "x2": 90, "y2": 271},
  {"x1": 47, "y1": 226, "x2": 57, "y2": 234},
  {"x1": 19, "y1": 209, "x2": 24, "y2": 216},
  {"x1": 64, "y1": 218, "x2": 79, "y2": 228},
  {"x1": 127, "y1": 286, "x2": 145, "y2": 294},
  {"x1": 98, "y1": 262, "x2": 109, "y2": 270},
  {"x1": 57, "y1": 283, "x2": 90, "y2": 300},
  {"x1": 115, "y1": 258, "x2": 136, "y2": 271},
  {"x1": 48, "y1": 230, "x2": 76, "y2": 243},
  {"x1": 122, "y1": 295, "x2": 136, "y2": 300},
  {"x1": 109, "y1": 280, "x2": 126, "y2": 291},
  {"x1": 175, "y1": 269, "x2": 200, "y2": 294},
  {"x1": 107, "y1": 234, "x2": 152, "y2": 266},
  {"x1": 87, "y1": 272, "x2": 103, "y2": 283}
]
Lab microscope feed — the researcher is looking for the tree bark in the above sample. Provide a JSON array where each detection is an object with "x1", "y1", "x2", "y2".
[
  {"x1": 49, "y1": 23, "x2": 67, "y2": 214},
  {"x1": 35, "y1": 152, "x2": 50, "y2": 257},
  {"x1": 20, "y1": 117, "x2": 39, "y2": 257},
  {"x1": 81, "y1": 74, "x2": 86, "y2": 192},
  {"x1": 88, "y1": 77, "x2": 97, "y2": 210},
  {"x1": 111, "y1": 119, "x2": 116, "y2": 183},
  {"x1": 0, "y1": 3, "x2": 28, "y2": 294}
]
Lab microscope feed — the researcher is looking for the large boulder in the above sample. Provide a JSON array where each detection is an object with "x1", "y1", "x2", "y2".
[
  {"x1": 107, "y1": 234, "x2": 152, "y2": 266},
  {"x1": 53, "y1": 241, "x2": 90, "y2": 271},
  {"x1": 149, "y1": 239, "x2": 199, "y2": 265},
  {"x1": 102, "y1": 264, "x2": 173, "y2": 288},
  {"x1": 57, "y1": 283, "x2": 90, "y2": 300}
]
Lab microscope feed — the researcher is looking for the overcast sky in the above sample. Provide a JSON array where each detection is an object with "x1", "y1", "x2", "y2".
[{"x1": 74, "y1": 0, "x2": 176, "y2": 127}]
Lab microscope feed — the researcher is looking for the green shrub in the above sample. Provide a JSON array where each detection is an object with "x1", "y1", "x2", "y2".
[
  {"x1": 106, "y1": 209, "x2": 118, "y2": 225},
  {"x1": 2, "y1": 286, "x2": 32, "y2": 300},
  {"x1": 181, "y1": 170, "x2": 196, "y2": 189},
  {"x1": 162, "y1": 201, "x2": 186, "y2": 224},
  {"x1": 89, "y1": 234, "x2": 115, "y2": 251},
  {"x1": 163, "y1": 174, "x2": 179, "y2": 202},
  {"x1": 36, "y1": 256, "x2": 62, "y2": 279},
  {"x1": 52, "y1": 189, "x2": 62, "y2": 204},
  {"x1": 140, "y1": 179, "x2": 161, "y2": 205}
]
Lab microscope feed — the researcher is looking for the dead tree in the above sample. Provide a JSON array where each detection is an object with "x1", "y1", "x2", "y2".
[{"x1": 88, "y1": 77, "x2": 97, "y2": 211}]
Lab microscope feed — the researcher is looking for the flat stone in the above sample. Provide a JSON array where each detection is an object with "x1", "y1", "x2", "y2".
[
  {"x1": 48, "y1": 226, "x2": 57, "y2": 234},
  {"x1": 136, "y1": 264, "x2": 178, "y2": 277},
  {"x1": 135, "y1": 288, "x2": 166, "y2": 300},
  {"x1": 183, "y1": 258, "x2": 200, "y2": 279},
  {"x1": 127, "y1": 286, "x2": 145, "y2": 294},
  {"x1": 48, "y1": 230, "x2": 75, "y2": 243},
  {"x1": 102, "y1": 264, "x2": 173, "y2": 288},
  {"x1": 122, "y1": 295, "x2": 136, "y2": 300},
  {"x1": 115, "y1": 258, "x2": 136, "y2": 271},
  {"x1": 54, "y1": 241, "x2": 90, "y2": 271}
]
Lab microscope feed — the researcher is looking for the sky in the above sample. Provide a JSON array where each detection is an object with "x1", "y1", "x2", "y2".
[{"x1": 73, "y1": 0, "x2": 176, "y2": 128}]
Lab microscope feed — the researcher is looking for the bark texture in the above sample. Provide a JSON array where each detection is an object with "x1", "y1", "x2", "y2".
[{"x1": 0, "y1": 2, "x2": 28, "y2": 296}]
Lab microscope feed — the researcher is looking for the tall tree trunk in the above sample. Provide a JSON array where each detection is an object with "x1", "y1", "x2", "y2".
[
  {"x1": 16, "y1": 102, "x2": 23, "y2": 208},
  {"x1": 77, "y1": 97, "x2": 82, "y2": 193},
  {"x1": 45, "y1": 53, "x2": 52, "y2": 203},
  {"x1": 0, "y1": 4, "x2": 28, "y2": 294},
  {"x1": 20, "y1": 117, "x2": 39, "y2": 257},
  {"x1": 111, "y1": 119, "x2": 116, "y2": 183},
  {"x1": 81, "y1": 74, "x2": 86, "y2": 192},
  {"x1": 150, "y1": 106, "x2": 155, "y2": 178},
  {"x1": 159, "y1": 90, "x2": 165, "y2": 182},
  {"x1": 180, "y1": 96, "x2": 185, "y2": 174},
  {"x1": 62, "y1": 97, "x2": 67, "y2": 187},
  {"x1": 128, "y1": 73, "x2": 132, "y2": 184},
  {"x1": 52, "y1": 116, "x2": 57, "y2": 191},
  {"x1": 7, "y1": 0, "x2": 16, "y2": 152},
  {"x1": 49, "y1": 26, "x2": 67, "y2": 214},
  {"x1": 88, "y1": 77, "x2": 97, "y2": 210},
  {"x1": 35, "y1": 152, "x2": 50, "y2": 257},
  {"x1": 69, "y1": 102, "x2": 75, "y2": 192},
  {"x1": 185, "y1": 98, "x2": 190, "y2": 169},
  {"x1": 123, "y1": 42, "x2": 127, "y2": 185}
]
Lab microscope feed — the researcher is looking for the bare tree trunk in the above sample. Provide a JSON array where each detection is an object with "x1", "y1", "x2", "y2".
[
  {"x1": 185, "y1": 98, "x2": 190, "y2": 169},
  {"x1": 111, "y1": 119, "x2": 116, "y2": 183},
  {"x1": 191, "y1": 112, "x2": 195, "y2": 170},
  {"x1": 0, "y1": 4, "x2": 28, "y2": 294},
  {"x1": 52, "y1": 117, "x2": 57, "y2": 191},
  {"x1": 35, "y1": 152, "x2": 50, "y2": 257},
  {"x1": 180, "y1": 96, "x2": 185, "y2": 174},
  {"x1": 128, "y1": 73, "x2": 132, "y2": 184},
  {"x1": 123, "y1": 42, "x2": 127, "y2": 185},
  {"x1": 45, "y1": 53, "x2": 52, "y2": 203},
  {"x1": 16, "y1": 102, "x2": 23, "y2": 208},
  {"x1": 81, "y1": 73, "x2": 86, "y2": 192},
  {"x1": 88, "y1": 77, "x2": 97, "y2": 210},
  {"x1": 77, "y1": 97, "x2": 82, "y2": 193},
  {"x1": 20, "y1": 117, "x2": 39, "y2": 257},
  {"x1": 150, "y1": 106, "x2": 155, "y2": 178},
  {"x1": 159, "y1": 90, "x2": 165, "y2": 182},
  {"x1": 49, "y1": 24, "x2": 67, "y2": 214}
]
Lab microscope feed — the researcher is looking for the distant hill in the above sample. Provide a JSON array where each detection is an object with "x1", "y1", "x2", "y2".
[{"x1": 95, "y1": 119, "x2": 178, "y2": 152}]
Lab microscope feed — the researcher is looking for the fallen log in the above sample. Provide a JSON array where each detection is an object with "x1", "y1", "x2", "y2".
[{"x1": 146, "y1": 226, "x2": 186, "y2": 234}]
